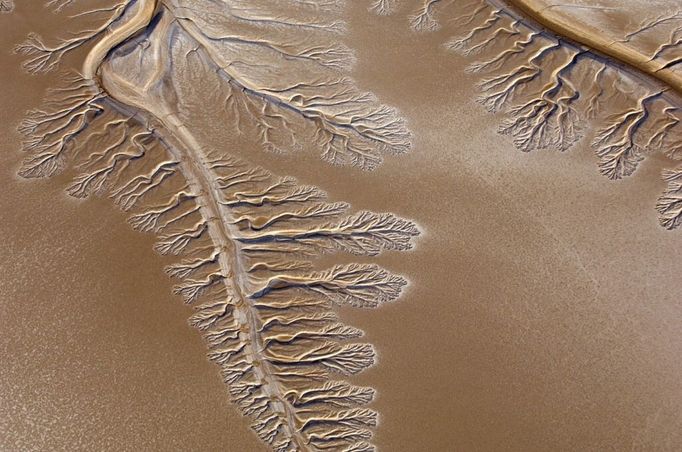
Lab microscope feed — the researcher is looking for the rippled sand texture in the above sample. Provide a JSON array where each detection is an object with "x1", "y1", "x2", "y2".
[
  {"x1": 11, "y1": 1, "x2": 419, "y2": 451},
  {"x1": 407, "y1": 0, "x2": 682, "y2": 229}
]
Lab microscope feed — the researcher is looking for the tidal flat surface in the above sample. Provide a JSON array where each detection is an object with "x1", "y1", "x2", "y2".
[{"x1": 1, "y1": 1, "x2": 681, "y2": 451}]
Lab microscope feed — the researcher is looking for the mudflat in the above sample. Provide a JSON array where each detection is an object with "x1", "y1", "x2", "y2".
[{"x1": 1, "y1": 1, "x2": 681, "y2": 451}]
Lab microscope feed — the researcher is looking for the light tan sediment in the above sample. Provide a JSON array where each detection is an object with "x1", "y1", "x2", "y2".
[
  {"x1": 82, "y1": 0, "x2": 158, "y2": 79},
  {"x1": 503, "y1": 0, "x2": 682, "y2": 96}
]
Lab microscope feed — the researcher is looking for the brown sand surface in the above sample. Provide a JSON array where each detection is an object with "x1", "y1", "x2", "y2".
[{"x1": 2, "y1": 1, "x2": 681, "y2": 451}]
